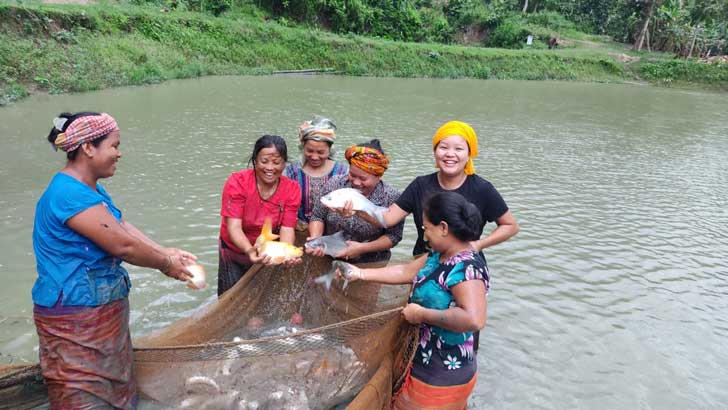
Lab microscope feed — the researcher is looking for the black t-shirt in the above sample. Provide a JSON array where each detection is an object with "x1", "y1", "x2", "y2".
[{"x1": 395, "y1": 172, "x2": 509, "y2": 256}]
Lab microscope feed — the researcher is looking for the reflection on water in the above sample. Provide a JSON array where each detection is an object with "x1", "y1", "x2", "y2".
[{"x1": 1, "y1": 77, "x2": 727, "y2": 409}]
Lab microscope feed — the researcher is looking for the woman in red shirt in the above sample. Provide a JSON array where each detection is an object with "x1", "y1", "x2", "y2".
[{"x1": 218, "y1": 135, "x2": 302, "y2": 296}]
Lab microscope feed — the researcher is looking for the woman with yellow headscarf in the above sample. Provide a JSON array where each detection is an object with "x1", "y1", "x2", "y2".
[
  {"x1": 332, "y1": 120, "x2": 518, "y2": 409},
  {"x1": 339, "y1": 120, "x2": 519, "y2": 257}
]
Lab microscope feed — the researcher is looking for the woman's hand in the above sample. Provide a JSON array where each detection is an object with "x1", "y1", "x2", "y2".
[
  {"x1": 334, "y1": 261, "x2": 364, "y2": 282},
  {"x1": 164, "y1": 247, "x2": 198, "y2": 264},
  {"x1": 246, "y1": 246, "x2": 272, "y2": 265},
  {"x1": 401, "y1": 303, "x2": 426, "y2": 325},
  {"x1": 328, "y1": 199, "x2": 356, "y2": 218},
  {"x1": 161, "y1": 255, "x2": 193, "y2": 282},
  {"x1": 305, "y1": 236, "x2": 327, "y2": 257},
  {"x1": 334, "y1": 240, "x2": 365, "y2": 260},
  {"x1": 284, "y1": 256, "x2": 302, "y2": 265}
]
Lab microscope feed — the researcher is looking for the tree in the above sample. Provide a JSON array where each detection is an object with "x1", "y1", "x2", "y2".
[{"x1": 634, "y1": 0, "x2": 663, "y2": 51}]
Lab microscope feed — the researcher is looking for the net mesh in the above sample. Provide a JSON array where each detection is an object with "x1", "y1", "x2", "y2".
[
  {"x1": 1, "y1": 250, "x2": 418, "y2": 409},
  {"x1": 134, "y1": 252, "x2": 418, "y2": 409}
]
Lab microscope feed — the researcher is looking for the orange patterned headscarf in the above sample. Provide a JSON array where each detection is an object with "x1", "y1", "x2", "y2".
[
  {"x1": 53, "y1": 113, "x2": 118, "y2": 153},
  {"x1": 345, "y1": 145, "x2": 389, "y2": 177},
  {"x1": 432, "y1": 120, "x2": 478, "y2": 175}
]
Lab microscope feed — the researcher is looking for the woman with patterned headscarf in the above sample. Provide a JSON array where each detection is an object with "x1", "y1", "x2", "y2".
[
  {"x1": 307, "y1": 139, "x2": 404, "y2": 264},
  {"x1": 284, "y1": 115, "x2": 348, "y2": 231},
  {"x1": 32, "y1": 112, "x2": 198, "y2": 409}
]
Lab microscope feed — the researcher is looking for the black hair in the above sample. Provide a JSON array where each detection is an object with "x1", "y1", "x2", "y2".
[
  {"x1": 47, "y1": 112, "x2": 110, "y2": 161},
  {"x1": 356, "y1": 138, "x2": 385, "y2": 154},
  {"x1": 248, "y1": 134, "x2": 288, "y2": 167},
  {"x1": 423, "y1": 191, "x2": 482, "y2": 242}
]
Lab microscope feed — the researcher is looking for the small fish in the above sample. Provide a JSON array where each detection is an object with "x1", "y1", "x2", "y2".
[
  {"x1": 305, "y1": 231, "x2": 348, "y2": 256},
  {"x1": 186, "y1": 263, "x2": 207, "y2": 290},
  {"x1": 255, "y1": 218, "x2": 303, "y2": 264},
  {"x1": 314, "y1": 260, "x2": 357, "y2": 291},
  {"x1": 320, "y1": 188, "x2": 388, "y2": 226}
]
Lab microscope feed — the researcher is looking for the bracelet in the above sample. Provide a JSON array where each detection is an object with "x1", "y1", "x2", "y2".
[{"x1": 161, "y1": 255, "x2": 172, "y2": 273}]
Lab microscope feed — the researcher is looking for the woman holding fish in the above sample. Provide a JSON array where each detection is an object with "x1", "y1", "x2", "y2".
[
  {"x1": 339, "y1": 120, "x2": 519, "y2": 257},
  {"x1": 334, "y1": 191, "x2": 489, "y2": 409},
  {"x1": 32, "y1": 112, "x2": 198, "y2": 409},
  {"x1": 307, "y1": 139, "x2": 404, "y2": 264},
  {"x1": 284, "y1": 116, "x2": 348, "y2": 230},
  {"x1": 218, "y1": 134, "x2": 302, "y2": 296}
]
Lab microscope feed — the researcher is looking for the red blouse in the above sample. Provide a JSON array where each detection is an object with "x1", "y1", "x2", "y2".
[{"x1": 219, "y1": 169, "x2": 301, "y2": 253}]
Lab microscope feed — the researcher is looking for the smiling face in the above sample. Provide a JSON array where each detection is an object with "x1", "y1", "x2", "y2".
[
  {"x1": 421, "y1": 214, "x2": 447, "y2": 253},
  {"x1": 254, "y1": 146, "x2": 286, "y2": 186},
  {"x1": 434, "y1": 135, "x2": 470, "y2": 177},
  {"x1": 347, "y1": 164, "x2": 380, "y2": 196},
  {"x1": 87, "y1": 130, "x2": 122, "y2": 179},
  {"x1": 302, "y1": 140, "x2": 331, "y2": 169}
]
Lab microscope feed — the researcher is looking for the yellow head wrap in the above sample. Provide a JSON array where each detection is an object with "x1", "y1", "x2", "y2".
[{"x1": 432, "y1": 120, "x2": 478, "y2": 175}]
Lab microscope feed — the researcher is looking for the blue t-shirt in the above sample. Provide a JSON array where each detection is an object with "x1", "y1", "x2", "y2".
[{"x1": 32, "y1": 173, "x2": 130, "y2": 307}]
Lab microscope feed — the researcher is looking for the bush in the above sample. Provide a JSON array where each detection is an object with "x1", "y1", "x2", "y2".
[{"x1": 485, "y1": 16, "x2": 529, "y2": 49}]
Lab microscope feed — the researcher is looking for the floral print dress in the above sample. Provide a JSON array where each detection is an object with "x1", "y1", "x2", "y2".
[{"x1": 409, "y1": 250, "x2": 490, "y2": 386}]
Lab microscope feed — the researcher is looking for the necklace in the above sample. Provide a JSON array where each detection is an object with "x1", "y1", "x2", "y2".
[{"x1": 256, "y1": 177, "x2": 279, "y2": 201}]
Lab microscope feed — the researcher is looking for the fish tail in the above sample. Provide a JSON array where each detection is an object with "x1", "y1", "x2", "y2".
[{"x1": 258, "y1": 217, "x2": 280, "y2": 243}]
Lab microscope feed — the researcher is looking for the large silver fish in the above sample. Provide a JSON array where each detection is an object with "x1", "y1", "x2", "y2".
[
  {"x1": 305, "y1": 231, "x2": 348, "y2": 257},
  {"x1": 319, "y1": 188, "x2": 388, "y2": 227}
]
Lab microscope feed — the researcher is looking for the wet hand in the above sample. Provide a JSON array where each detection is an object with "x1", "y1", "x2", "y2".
[
  {"x1": 284, "y1": 255, "x2": 302, "y2": 265},
  {"x1": 328, "y1": 200, "x2": 355, "y2": 218},
  {"x1": 165, "y1": 247, "x2": 198, "y2": 264},
  {"x1": 335, "y1": 241, "x2": 363, "y2": 260},
  {"x1": 304, "y1": 237, "x2": 326, "y2": 257},
  {"x1": 334, "y1": 261, "x2": 364, "y2": 282},
  {"x1": 162, "y1": 255, "x2": 193, "y2": 282},
  {"x1": 401, "y1": 303, "x2": 425, "y2": 325}
]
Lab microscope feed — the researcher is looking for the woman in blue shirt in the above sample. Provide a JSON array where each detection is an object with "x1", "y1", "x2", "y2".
[
  {"x1": 32, "y1": 112, "x2": 197, "y2": 409},
  {"x1": 336, "y1": 191, "x2": 489, "y2": 409}
]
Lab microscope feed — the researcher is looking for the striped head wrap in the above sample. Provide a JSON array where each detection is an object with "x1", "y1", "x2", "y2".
[
  {"x1": 432, "y1": 120, "x2": 479, "y2": 175},
  {"x1": 298, "y1": 116, "x2": 336, "y2": 145},
  {"x1": 53, "y1": 113, "x2": 119, "y2": 153},
  {"x1": 345, "y1": 145, "x2": 390, "y2": 177}
]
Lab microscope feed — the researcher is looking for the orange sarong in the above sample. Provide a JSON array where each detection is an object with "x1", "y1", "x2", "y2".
[{"x1": 392, "y1": 372, "x2": 477, "y2": 410}]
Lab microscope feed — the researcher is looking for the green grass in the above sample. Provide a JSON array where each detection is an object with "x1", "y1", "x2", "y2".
[{"x1": 1, "y1": 3, "x2": 726, "y2": 104}]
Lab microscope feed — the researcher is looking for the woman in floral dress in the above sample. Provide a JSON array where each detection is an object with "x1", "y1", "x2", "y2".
[{"x1": 337, "y1": 191, "x2": 488, "y2": 409}]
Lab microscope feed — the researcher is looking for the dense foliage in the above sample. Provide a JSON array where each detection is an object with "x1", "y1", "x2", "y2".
[{"x1": 133, "y1": 0, "x2": 726, "y2": 56}]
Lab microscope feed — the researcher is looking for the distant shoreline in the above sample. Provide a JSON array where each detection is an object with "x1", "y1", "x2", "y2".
[{"x1": 2, "y1": 4, "x2": 726, "y2": 105}]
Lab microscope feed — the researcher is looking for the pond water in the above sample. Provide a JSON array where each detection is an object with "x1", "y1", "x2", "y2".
[{"x1": 1, "y1": 76, "x2": 727, "y2": 409}]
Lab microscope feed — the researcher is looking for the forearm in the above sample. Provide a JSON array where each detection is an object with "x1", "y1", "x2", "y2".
[
  {"x1": 118, "y1": 237, "x2": 170, "y2": 272},
  {"x1": 419, "y1": 306, "x2": 483, "y2": 333},
  {"x1": 279, "y1": 227, "x2": 295, "y2": 245},
  {"x1": 122, "y1": 220, "x2": 163, "y2": 251},
  {"x1": 308, "y1": 221, "x2": 324, "y2": 238},
  {"x1": 360, "y1": 255, "x2": 425, "y2": 285},
  {"x1": 360, "y1": 264, "x2": 411, "y2": 285},
  {"x1": 473, "y1": 224, "x2": 519, "y2": 251},
  {"x1": 358, "y1": 235, "x2": 393, "y2": 254}
]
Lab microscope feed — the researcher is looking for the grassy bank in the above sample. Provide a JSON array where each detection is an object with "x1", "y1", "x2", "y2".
[{"x1": 1, "y1": 3, "x2": 727, "y2": 105}]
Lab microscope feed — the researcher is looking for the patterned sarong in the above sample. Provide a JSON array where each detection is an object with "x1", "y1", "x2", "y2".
[
  {"x1": 33, "y1": 298, "x2": 137, "y2": 410},
  {"x1": 218, "y1": 239, "x2": 254, "y2": 296},
  {"x1": 392, "y1": 372, "x2": 477, "y2": 410}
]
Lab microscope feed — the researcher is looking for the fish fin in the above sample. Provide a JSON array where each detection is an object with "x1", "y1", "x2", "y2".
[
  {"x1": 256, "y1": 218, "x2": 279, "y2": 245},
  {"x1": 314, "y1": 272, "x2": 334, "y2": 291}
]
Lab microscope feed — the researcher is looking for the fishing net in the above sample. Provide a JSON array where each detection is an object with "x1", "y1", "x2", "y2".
[
  {"x1": 1, "y1": 254, "x2": 417, "y2": 409},
  {"x1": 134, "y1": 252, "x2": 418, "y2": 410}
]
